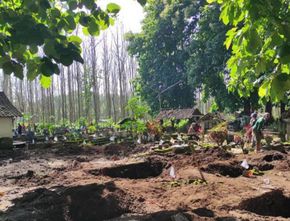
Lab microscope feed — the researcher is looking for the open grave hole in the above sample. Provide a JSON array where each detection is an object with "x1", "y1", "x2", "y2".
[
  {"x1": 0, "y1": 182, "x2": 140, "y2": 221},
  {"x1": 255, "y1": 162, "x2": 274, "y2": 171},
  {"x1": 201, "y1": 162, "x2": 243, "y2": 178},
  {"x1": 238, "y1": 189, "x2": 290, "y2": 218},
  {"x1": 262, "y1": 152, "x2": 285, "y2": 162},
  {"x1": 89, "y1": 159, "x2": 164, "y2": 179}
]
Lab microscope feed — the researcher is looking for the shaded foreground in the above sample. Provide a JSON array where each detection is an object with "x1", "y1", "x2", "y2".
[{"x1": 0, "y1": 144, "x2": 290, "y2": 221}]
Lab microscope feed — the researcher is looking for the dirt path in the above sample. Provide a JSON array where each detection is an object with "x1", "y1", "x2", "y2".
[{"x1": 0, "y1": 145, "x2": 290, "y2": 221}]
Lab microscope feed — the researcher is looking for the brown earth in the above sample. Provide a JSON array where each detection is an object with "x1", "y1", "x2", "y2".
[{"x1": 0, "y1": 143, "x2": 290, "y2": 221}]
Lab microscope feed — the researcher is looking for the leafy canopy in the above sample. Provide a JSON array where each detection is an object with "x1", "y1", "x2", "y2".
[
  {"x1": 187, "y1": 4, "x2": 250, "y2": 112},
  {"x1": 208, "y1": 0, "x2": 290, "y2": 102},
  {"x1": 0, "y1": 0, "x2": 121, "y2": 87},
  {"x1": 127, "y1": 0, "x2": 202, "y2": 112}
]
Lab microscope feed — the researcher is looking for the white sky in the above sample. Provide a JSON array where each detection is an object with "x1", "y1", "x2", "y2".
[{"x1": 99, "y1": 0, "x2": 145, "y2": 33}]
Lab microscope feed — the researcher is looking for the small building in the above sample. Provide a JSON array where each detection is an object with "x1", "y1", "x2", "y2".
[
  {"x1": 198, "y1": 112, "x2": 225, "y2": 131},
  {"x1": 156, "y1": 108, "x2": 203, "y2": 123},
  {"x1": 0, "y1": 92, "x2": 22, "y2": 138}
]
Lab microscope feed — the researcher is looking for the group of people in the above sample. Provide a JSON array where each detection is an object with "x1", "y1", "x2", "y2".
[{"x1": 246, "y1": 112, "x2": 271, "y2": 152}]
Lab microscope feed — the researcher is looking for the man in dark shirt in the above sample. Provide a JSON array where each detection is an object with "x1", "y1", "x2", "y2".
[{"x1": 252, "y1": 113, "x2": 270, "y2": 152}]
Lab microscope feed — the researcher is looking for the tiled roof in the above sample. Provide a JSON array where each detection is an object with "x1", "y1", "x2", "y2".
[
  {"x1": 156, "y1": 108, "x2": 203, "y2": 120},
  {"x1": 0, "y1": 92, "x2": 22, "y2": 118}
]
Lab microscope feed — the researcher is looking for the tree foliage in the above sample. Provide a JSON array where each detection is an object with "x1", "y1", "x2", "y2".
[
  {"x1": 0, "y1": 0, "x2": 119, "y2": 86},
  {"x1": 187, "y1": 4, "x2": 246, "y2": 111},
  {"x1": 127, "y1": 0, "x2": 203, "y2": 112},
  {"x1": 123, "y1": 95, "x2": 150, "y2": 134},
  {"x1": 208, "y1": 0, "x2": 290, "y2": 103}
]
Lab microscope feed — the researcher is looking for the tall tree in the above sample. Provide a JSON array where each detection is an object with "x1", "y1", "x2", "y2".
[
  {"x1": 127, "y1": 0, "x2": 203, "y2": 112},
  {"x1": 208, "y1": 0, "x2": 290, "y2": 103},
  {"x1": 186, "y1": 4, "x2": 259, "y2": 113}
]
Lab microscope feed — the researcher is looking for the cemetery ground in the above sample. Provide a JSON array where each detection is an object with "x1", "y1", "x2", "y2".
[{"x1": 0, "y1": 141, "x2": 290, "y2": 221}]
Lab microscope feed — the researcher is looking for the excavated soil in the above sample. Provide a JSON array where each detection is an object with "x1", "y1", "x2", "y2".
[
  {"x1": 239, "y1": 189, "x2": 290, "y2": 218},
  {"x1": 0, "y1": 145, "x2": 289, "y2": 221},
  {"x1": 1, "y1": 182, "x2": 142, "y2": 221}
]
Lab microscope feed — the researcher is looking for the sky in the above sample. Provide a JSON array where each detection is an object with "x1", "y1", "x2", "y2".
[{"x1": 99, "y1": 0, "x2": 145, "y2": 33}]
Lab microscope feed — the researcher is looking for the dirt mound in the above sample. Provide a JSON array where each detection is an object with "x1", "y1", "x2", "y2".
[
  {"x1": 191, "y1": 148, "x2": 233, "y2": 166},
  {"x1": 201, "y1": 162, "x2": 243, "y2": 178},
  {"x1": 5, "y1": 170, "x2": 52, "y2": 186},
  {"x1": 89, "y1": 159, "x2": 164, "y2": 179},
  {"x1": 103, "y1": 143, "x2": 133, "y2": 156},
  {"x1": 53, "y1": 144, "x2": 83, "y2": 156},
  {"x1": 238, "y1": 189, "x2": 290, "y2": 218},
  {"x1": 0, "y1": 149, "x2": 27, "y2": 163},
  {"x1": 201, "y1": 147, "x2": 233, "y2": 160},
  {"x1": 275, "y1": 159, "x2": 290, "y2": 171},
  {"x1": 0, "y1": 182, "x2": 140, "y2": 221}
]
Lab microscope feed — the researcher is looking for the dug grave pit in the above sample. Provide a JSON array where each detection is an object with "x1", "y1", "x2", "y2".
[
  {"x1": 0, "y1": 182, "x2": 140, "y2": 221},
  {"x1": 88, "y1": 159, "x2": 165, "y2": 179},
  {"x1": 201, "y1": 162, "x2": 243, "y2": 178},
  {"x1": 238, "y1": 189, "x2": 290, "y2": 218},
  {"x1": 262, "y1": 152, "x2": 285, "y2": 162}
]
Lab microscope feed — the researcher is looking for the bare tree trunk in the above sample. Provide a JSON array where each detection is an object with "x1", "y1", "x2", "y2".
[
  {"x1": 75, "y1": 62, "x2": 82, "y2": 120},
  {"x1": 102, "y1": 33, "x2": 112, "y2": 118},
  {"x1": 90, "y1": 37, "x2": 101, "y2": 123},
  {"x1": 67, "y1": 67, "x2": 74, "y2": 122},
  {"x1": 60, "y1": 66, "x2": 67, "y2": 123},
  {"x1": 114, "y1": 30, "x2": 125, "y2": 118}
]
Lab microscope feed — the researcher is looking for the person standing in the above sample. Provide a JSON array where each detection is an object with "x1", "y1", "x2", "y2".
[
  {"x1": 17, "y1": 123, "x2": 22, "y2": 136},
  {"x1": 249, "y1": 112, "x2": 257, "y2": 146},
  {"x1": 252, "y1": 113, "x2": 270, "y2": 152}
]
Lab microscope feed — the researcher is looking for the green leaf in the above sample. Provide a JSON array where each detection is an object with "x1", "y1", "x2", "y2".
[
  {"x1": 109, "y1": 17, "x2": 115, "y2": 26},
  {"x1": 220, "y1": 4, "x2": 229, "y2": 25},
  {"x1": 64, "y1": 15, "x2": 76, "y2": 31},
  {"x1": 281, "y1": 64, "x2": 290, "y2": 74},
  {"x1": 225, "y1": 28, "x2": 237, "y2": 49},
  {"x1": 40, "y1": 57, "x2": 56, "y2": 76},
  {"x1": 13, "y1": 62, "x2": 24, "y2": 79},
  {"x1": 258, "y1": 80, "x2": 271, "y2": 97},
  {"x1": 68, "y1": 35, "x2": 82, "y2": 44},
  {"x1": 82, "y1": 27, "x2": 90, "y2": 36},
  {"x1": 279, "y1": 44, "x2": 290, "y2": 64},
  {"x1": 27, "y1": 60, "x2": 39, "y2": 81},
  {"x1": 88, "y1": 19, "x2": 100, "y2": 36},
  {"x1": 40, "y1": 75, "x2": 52, "y2": 88},
  {"x1": 82, "y1": 0, "x2": 95, "y2": 9},
  {"x1": 270, "y1": 74, "x2": 290, "y2": 101},
  {"x1": 246, "y1": 28, "x2": 262, "y2": 54},
  {"x1": 68, "y1": 0, "x2": 78, "y2": 10},
  {"x1": 255, "y1": 59, "x2": 266, "y2": 74},
  {"x1": 50, "y1": 8, "x2": 61, "y2": 18},
  {"x1": 44, "y1": 40, "x2": 59, "y2": 59},
  {"x1": 96, "y1": 19, "x2": 109, "y2": 30},
  {"x1": 137, "y1": 0, "x2": 147, "y2": 6},
  {"x1": 79, "y1": 14, "x2": 91, "y2": 27},
  {"x1": 2, "y1": 61, "x2": 24, "y2": 79},
  {"x1": 107, "y1": 3, "x2": 121, "y2": 14}
]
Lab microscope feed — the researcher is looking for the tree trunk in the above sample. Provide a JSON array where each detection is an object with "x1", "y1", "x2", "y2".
[
  {"x1": 243, "y1": 98, "x2": 251, "y2": 115},
  {"x1": 91, "y1": 37, "x2": 100, "y2": 124}
]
